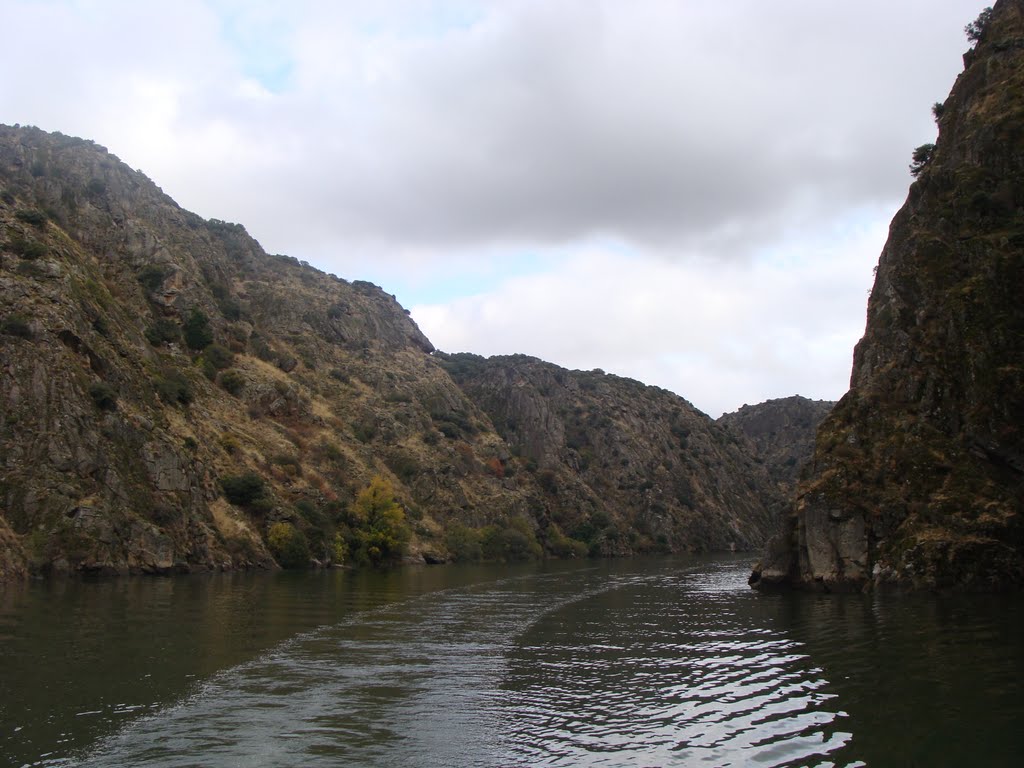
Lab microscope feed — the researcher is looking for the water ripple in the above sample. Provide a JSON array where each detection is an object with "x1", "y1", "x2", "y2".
[
  {"x1": 51, "y1": 559, "x2": 1015, "y2": 768},
  {"x1": 497, "y1": 566, "x2": 858, "y2": 767}
]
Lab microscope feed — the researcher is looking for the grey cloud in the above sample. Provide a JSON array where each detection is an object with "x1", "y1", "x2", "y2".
[
  {"x1": 2, "y1": 0, "x2": 977, "y2": 261},
  {"x1": 244, "y1": 0, "x2": 975, "y2": 258}
]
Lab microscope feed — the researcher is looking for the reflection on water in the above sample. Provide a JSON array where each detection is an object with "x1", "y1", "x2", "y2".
[{"x1": 1, "y1": 557, "x2": 1022, "y2": 767}]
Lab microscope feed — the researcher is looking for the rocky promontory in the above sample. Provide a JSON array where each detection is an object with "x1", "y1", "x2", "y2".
[{"x1": 751, "y1": 0, "x2": 1024, "y2": 592}]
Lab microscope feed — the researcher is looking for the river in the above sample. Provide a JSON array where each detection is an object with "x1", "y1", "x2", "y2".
[{"x1": 1, "y1": 556, "x2": 1022, "y2": 767}]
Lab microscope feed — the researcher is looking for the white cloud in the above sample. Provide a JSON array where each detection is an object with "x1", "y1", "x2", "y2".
[{"x1": 412, "y1": 211, "x2": 888, "y2": 416}]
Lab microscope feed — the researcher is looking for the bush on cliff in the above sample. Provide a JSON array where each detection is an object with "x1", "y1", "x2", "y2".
[
  {"x1": 267, "y1": 522, "x2": 311, "y2": 569},
  {"x1": 183, "y1": 308, "x2": 213, "y2": 350},
  {"x1": 221, "y1": 472, "x2": 267, "y2": 507}
]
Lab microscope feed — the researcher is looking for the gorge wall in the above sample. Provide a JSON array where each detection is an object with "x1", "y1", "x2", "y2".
[
  {"x1": 751, "y1": 0, "x2": 1024, "y2": 591},
  {"x1": 0, "y1": 126, "x2": 785, "y2": 579}
]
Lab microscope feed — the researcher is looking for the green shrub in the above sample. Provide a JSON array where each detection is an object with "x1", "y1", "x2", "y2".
[
  {"x1": 14, "y1": 209, "x2": 47, "y2": 227},
  {"x1": 445, "y1": 524, "x2": 483, "y2": 562},
  {"x1": 203, "y1": 343, "x2": 234, "y2": 370},
  {"x1": 221, "y1": 472, "x2": 267, "y2": 506},
  {"x1": 183, "y1": 308, "x2": 213, "y2": 350},
  {"x1": 219, "y1": 368, "x2": 246, "y2": 396},
  {"x1": 272, "y1": 453, "x2": 303, "y2": 478},
  {"x1": 267, "y1": 522, "x2": 311, "y2": 569},
  {"x1": 537, "y1": 469, "x2": 559, "y2": 494},
  {"x1": 318, "y1": 441, "x2": 343, "y2": 462},
  {"x1": 219, "y1": 433, "x2": 241, "y2": 454},
  {"x1": 352, "y1": 417, "x2": 377, "y2": 443},
  {"x1": 88, "y1": 382, "x2": 117, "y2": 411},
  {"x1": 251, "y1": 337, "x2": 276, "y2": 362},
  {"x1": 8, "y1": 235, "x2": 47, "y2": 259},
  {"x1": 1, "y1": 314, "x2": 32, "y2": 339},
  {"x1": 480, "y1": 518, "x2": 543, "y2": 562},
  {"x1": 546, "y1": 523, "x2": 588, "y2": 558},
  {"x1": 332, "y1": 531, "x2": 349, "y2": 564},
  {"x1": 155, "y1": 370, "x2": 193, "y2": 405},
  {"x1": 217, "y1": 296, "x2": 242, "y2": 321},
  {"x1": 386, "y1": 451, "x2": 420, "y2": 482},
  {"x1": 199, "y1": 357, "x2": 217, "y2": 381},
  {"x1": 145, "y1": 318, "x2": 180, "y2": 346}
]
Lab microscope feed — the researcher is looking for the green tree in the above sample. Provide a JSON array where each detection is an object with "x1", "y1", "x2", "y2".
[
  {"x1": 183, "y1": 308, "x2": 213, "y2": 350},
  {"x1": 910, "y1": 143, "x2": 935, "y2": 177},
  {"x1": 219, "y1": 368, "x2": 246, "y2": 396},
  {"x1": 965, "y1": 6, "x2": 993, "y2": 45}
]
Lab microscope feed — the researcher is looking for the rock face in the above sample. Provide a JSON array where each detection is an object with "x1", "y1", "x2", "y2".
[
  {"x1": 442, "y1": 354, "x2": 779, "y2": 554},
  {"x1": 718, "y1": 397, "x2": 834, "y2": 494},
  {"x1": 0, "y1": 126, "x2": 782, "y2": 580},
  {"x1": 751, "y1": 0, "x2": 1024, "y2": 592},
  {"x1": 0, "y1": 126, "x2": 540, "y2": 578}
]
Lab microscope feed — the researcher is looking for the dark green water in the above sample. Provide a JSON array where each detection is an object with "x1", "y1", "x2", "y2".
[{"x1": 1, "y1": 556, "x2": 1022, "y2": 767}]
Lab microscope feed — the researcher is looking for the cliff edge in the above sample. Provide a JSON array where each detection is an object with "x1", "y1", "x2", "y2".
[{"x1": 751, "y1": 0, "x2": 1024, "y2": 591}]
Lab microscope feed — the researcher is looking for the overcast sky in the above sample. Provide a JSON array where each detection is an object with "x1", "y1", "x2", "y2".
[{"x1": 2, "y1": 1, "x2": 984, "y2": 416}]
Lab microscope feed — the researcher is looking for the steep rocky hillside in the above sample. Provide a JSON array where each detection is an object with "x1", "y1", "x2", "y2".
[
  {"x1": 752, "y1": 0, "x2": 1024, "y2": 592},
  {"x1": 442, "y1": 354, "x2": 779, "y2": 554},
  {"x1": 718, "y1": 397, "x2": 834, "y2": 492},
  {"x1": 0, "y1": 126, "x2": 781, "y2": 580},
  {"x1": 0, "y1": 126, "x2": 545, "y2": 578}
]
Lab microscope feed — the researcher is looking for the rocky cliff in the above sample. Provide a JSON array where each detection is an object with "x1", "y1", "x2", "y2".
[
  {"x1": 442, "y1": 354, "x2": 778, "y2": 554},
  {"x1": 751, "y1": 0, "x2": 1024, "y2": 592},
  {"x1": 718, "y1": 396, "x2": 835, "y2": 493},
  {"x1": 0, "y1": 126, "x2": 548, "y2": 578},
  {"x1": 0, "y1": 125, "x2": 783, "y2": 580}
]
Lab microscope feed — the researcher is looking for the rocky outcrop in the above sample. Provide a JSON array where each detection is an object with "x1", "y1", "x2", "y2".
[
  {"x1": 443, "y1": 354, "x2": 780, "y2": 554},
  {"x1": 751, "y1": 0, "x2": 1024, "y2": 592},
  {"x1": 718, "y1": 397, "x2": 834, "y2": 493}
]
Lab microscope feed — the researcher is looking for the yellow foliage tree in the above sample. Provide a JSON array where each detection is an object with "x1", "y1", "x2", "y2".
[{"x1": 351, "y1": 475, "x2": 410, "y2": 565}]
